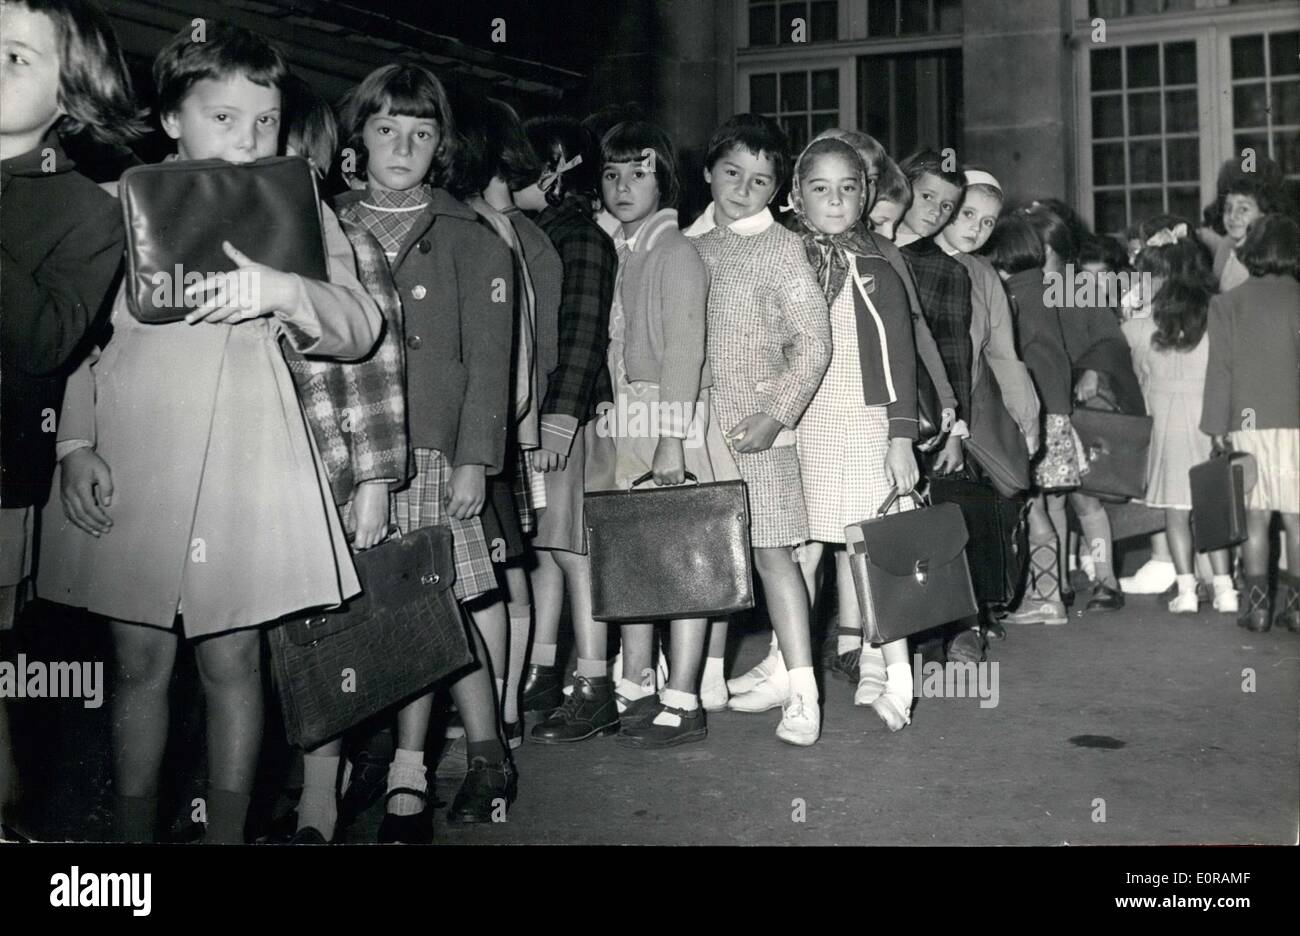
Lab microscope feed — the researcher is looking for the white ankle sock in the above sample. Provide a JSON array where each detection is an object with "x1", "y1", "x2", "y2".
[
  {"x1": 1176, "y1": 573, "x2": 1197, "y2": 596},
  {"x1": 298, "y1": 753, "x2": 339, "y2": 838},
  {"x1": 386, "y1": 748, "x2": 427, "y2": 817},
  {"x1": 885, "y1": 662, "x2": 913, "y2": 702},
  {"x1": 616, "y1": 678, "x2": 652, "y2": 712},
  {"x1": 787, "y1": 666, "x2": 818, "y2": 702},
  {"x1": 859, "y1": 642, "x2": 886, "y2": 672},
  {"x1": 837, "y1": 631, "x2": 862, "y2": 655},
  {"x1": 576, "y1": 656, "x2": 606, "y2": 679},
  {"x1": 532, "y1": 642, "x2": 557, "y2": 667},
  {"x1": 702, "y1": 656, "x2": 725, "y2": 689},
  {"x1": 654, "y1": 688, "x2": 697, "y2": 725},
  {"x1": 1212, "y1": 574, "x2": 1235, "y2": 596}
]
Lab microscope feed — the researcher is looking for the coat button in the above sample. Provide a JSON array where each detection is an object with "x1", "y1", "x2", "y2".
[
  {"x1": 418, "y1": 239, "x2": 431, "y2": 253},
  {"x1": 411, "y1": 284, "x2": 427, "y2": 300},
  {"x1": 406, "y1": 334, "x2": 423, "y2": 350}
]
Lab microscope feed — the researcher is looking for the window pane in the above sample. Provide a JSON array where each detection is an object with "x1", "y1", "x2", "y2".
[
  {"x1": 868, "y1": 0, "x2": 895, "y2": 36},
  {"x1": 1269, "y1": 31, "x2": 1300, "y2": 76},
  {"x1": 1274, "y1": 80, "x2": 1300, "y2": 126},
  {"x1": 750, "y1": 4, "x2": 777, "y2": 46},
  {"x1": 811, "y1": 1, "x2": 838, "y2": 41},
  {"x1": 811, "y1": 111, "x2": 840, "y2": 136},
  {"x1": 1093, "y1": 95, "x2": 1125, "y2": 138},
  {"x1": 1232, "y1": 35, "x2": 1265, "y2": 80},
  {"x1": 936, "y1": 0, "x2": 962, "y2": 32},
  {"x1": 1275, "y1": 129, "x2": 1300, "y2": 175},
  {"x1": 1127, "y1": 45, "x2": 1160, "y2": 88},
  {"x1": 781, "y1": 71, "x2": 808, "y2": 110},
  {"x1": 1094, "y1": 142, "x2": 1127, "y2": 185},
  {"x1": 1095, "y1": 190, "x2": 1128, "y2": 234},
  {"x1": 1234, "y1": 132, "x2": 1270, "y2": 164},
  {"x1": 1165, "y1": 89, "x2": 1198, "y2": 132},
  {"x1": 1164, "y1": 41, "x2": 1196, "y2": 85},
  {"x1": 812, "y1": 69, "x2": 839, "y2": 109},
  {"x1": 783, "y1": 115, "x2": 809, "y2": 153},
  {"x1": 1167, "y1": 187, "x2": 1200, "y2": 225},
  {"x1": 1166, "y1": 138, "x2": 1199, "y2": 181},
  {"x1": 1092, "y1": 48, "x2": 1122, "y2": 91},
  {"x1": 1128, "y1": 92, "x2": 1161, "y2": 135},
  {"x1": 1234, "y1": 83, "x2": 1270, "y2": 128},
  {"x1": 779, "y1": 2, "x2": 804, "y2": 44},
  {"x1": 751, "y1": 73, "x2": 777, "y2": 112},
  {"x1": 1129, "y1": 140, "x2": 1164, "y2": 183},
  {"x1": 900, "y1": 0, "x2": 929, "y2": 34},
  {"x1": 1131, "y1": 187, "x2": 1164, "y2": 222}
]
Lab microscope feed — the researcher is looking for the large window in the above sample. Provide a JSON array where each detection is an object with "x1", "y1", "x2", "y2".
[
  {"x1": 1229, "y1": 29, "x2": 1300, "y2": 179},
  {"x1": 865, "y1": 0, "x2": 962, "y2": 36},
  {"x1": 858, "y1": 50, "x2": 963, "y2": 160},
  {"x1": 748, "y1": 0, "x2": 839, "y2": 47},
  {"x1": 1088, "y1": 0, "x2": 1196, "y2": 15},
  {"x1": 1088, "y1": 41, "x2": 1201, "y2": 234},
  {"x1": 750, "y1": 69, "x2": 841, "y2": 152}
]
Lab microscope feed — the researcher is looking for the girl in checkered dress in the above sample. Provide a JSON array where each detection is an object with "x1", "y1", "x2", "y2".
[{"x1": 789, "y1": 138, "x2": 922, "y2": 732}]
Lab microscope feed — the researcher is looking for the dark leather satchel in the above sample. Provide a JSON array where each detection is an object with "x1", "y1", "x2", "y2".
[
  {"x1": 1190, "y1": 449, "x2": 1258, "y2": 552},
  {"x1": 269, "y1": 525, "x2": 472, "y2": 750},
  {"x1": 928, "y1": 475, "x2": 1027, "y2": 607},
  {"x1": 118, "y1": 156, "x2": 329, "y2": 324},
  {"x1": 844, "y1": 489, "x2": 979, "y2": 644},
  {"x1": 964, "y1": 366, "x2": 1031, "y2": 499},
  {"x1": 585, "y1": 472, "x2": 754, "y2": 622},
  {"x1": 1071, "y1": 402, "x2": 1153, "y2": 501}
]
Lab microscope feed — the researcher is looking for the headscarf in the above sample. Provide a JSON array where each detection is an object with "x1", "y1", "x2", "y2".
[{"x1": 788, "y1": 137, "x2": 872, "y2": 304}]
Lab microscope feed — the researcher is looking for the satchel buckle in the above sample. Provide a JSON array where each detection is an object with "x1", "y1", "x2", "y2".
[
  {"x1": 913, "y1": 559, "x2": 929, "y2": 586},
  {"x1": 421, "y1": 572, "x2": 440, "y2": 586}
]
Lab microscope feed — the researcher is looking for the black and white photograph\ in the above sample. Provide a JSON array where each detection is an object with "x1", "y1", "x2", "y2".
[{"x1": 0, "y1": 0, "x2": 1297, "y2": 899}]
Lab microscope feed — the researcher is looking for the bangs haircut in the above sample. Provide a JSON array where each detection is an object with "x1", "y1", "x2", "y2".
[
  {"x1": 796, "y1": 137, "x2": 865, "y2": 186},
  {"x1": 525, "y1": 115, "x2": 600, "y2": 210},
  {"x1": 964, "y1": 182, "x2": 1004, "y2": 205},
  {"x1": 876, "y1": 156, "x2": 912, "y2": 209},
  {"x1": 601, "y1": 120, "x2": 680, "y2": 209},
  {"x1": 280, "y1": 73, "x2": 337, "y2": 177},
  {"x1": 1223, "y1": 172, "x2": 1285, "y2": 215},
  {"x1": 1236, "y1": 213, "x2": 1300, "y2": 279},
  {"x1": 19, "y1": 0, "x2": 145, "y2": 145},
  {"x1": 446, "y1": 93, "x2": 540, "y2": 199},
  {"x1": 981, "y1": 213, "x2": 1045, "y2": 275},
  {"x1": 707, "y1": 113, "x2": 791, "y2": 188},
  {"x1": 153, "y1": 20, "x2": 287, "y2": 119},
  {"x1": 898, "y1": 148, "x2": 963, "y2": 191},
  {"x1": 814, "y1": 128, "x2": 887, "y2": 182},
  {"x1": 338, "y1": 63, "x2": 454, "y2": 185}
]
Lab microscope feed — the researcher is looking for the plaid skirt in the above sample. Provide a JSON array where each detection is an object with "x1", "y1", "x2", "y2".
[{"x1": 391, "y1": 448, "x2": 499, "y2": 602}]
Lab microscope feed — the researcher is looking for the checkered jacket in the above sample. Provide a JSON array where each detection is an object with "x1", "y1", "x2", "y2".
[
  {"x1": 535, "y1": 199, "x2": 616, "y2": 434},
  {"x1": 284, "y1": 220, "x2": 409, "y2": 509},
  {"x1": 901, "y1": 236, "x2": 974, "y2": 421}
]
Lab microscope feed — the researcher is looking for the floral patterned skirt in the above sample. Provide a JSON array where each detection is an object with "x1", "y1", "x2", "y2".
[{"x1": 1033, "y1": 413, "x2": 1088, "y2": 491}]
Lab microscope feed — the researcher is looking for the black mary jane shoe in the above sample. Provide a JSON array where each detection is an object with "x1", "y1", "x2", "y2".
[
  {"x1": 616, "y1": 702, "x2": 707, "y2": 749},
  {"x1": 446, "y1": 757, "x2": 518, "y2": 824},
  {"x1": 376, "y1": 788, "x2": 433, "y2": 844},
  {"x1": 338, "y1": 748, "x2": 391, "y2": 828},
  {"x1": 1085, "y1": 582, "x2": 1125, "y2": 612}
]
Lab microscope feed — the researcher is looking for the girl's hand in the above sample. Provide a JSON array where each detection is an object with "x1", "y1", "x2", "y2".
[
  {"x1": 1074, "y1": 369, "x2": 1100, "y2": 403},
  {"x1": 446, "y1": 464, "x2": 486, "y2": 520},
  {"x1": 726, "y1": 412, "x2": 784, "y2": 453},
  {"x1": 651, "y1": 436, "x2": 686, "y2": 486},
  {"x1": 530, "y1": 449, "x2": 567, "y2": 473},
  {"x1": 183, "y1": 242, "x2": 300, "y2": 325},
  {"x1": 931, "y1": 434, "x2": 965, "y2": 475},
  {"x1": 884, "y1": 438, "x2": 919, "y2": 493},
  {"x1": 60, "y1": 448, "x2": 113, "y2": 536},
  {"x1": 349, "y1": 481, "x2": 390, "y2": 550},
  {"x1": 939, "y1": 407, "x2": 956, "y2": 433}
]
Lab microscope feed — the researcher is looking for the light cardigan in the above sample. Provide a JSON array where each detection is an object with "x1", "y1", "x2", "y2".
[{"x1": 617, "y1": 208, "x2": 712, "y2": 436}]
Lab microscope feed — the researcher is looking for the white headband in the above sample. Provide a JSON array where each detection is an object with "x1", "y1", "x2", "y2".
[{"x1": 964, "y1": 169, "x2": 1002, "y2": 192}]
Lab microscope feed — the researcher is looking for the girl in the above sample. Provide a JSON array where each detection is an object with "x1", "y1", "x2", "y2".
[
  {"x1": 691, "y1": 114, "x2": 831, "y2": 745},
  {"x1": 786, "y1": 137, "x2": 920, "y2": 731},
  {"x1": 1120, "y1": 221, "x2": 1235, "y2": 615},
  {"x1": 867, "y1": 155, "x2": 911, "y2": 242},
  {"x1": 439, "y1": 92, "x2": 557, "y2": 757},
  {"x1": 0, "y1": 0, "x2": 142, "y2": 839},
  {"x1": 278, "y1": 73, "x2": 410, "y2": 843},
  {"x1": 334, "y1": 64, "x2": 518, "y2": 832},
  {"x1": 40, "y1": 22, "x2": 384, "y2": 844},
  {"x1": 981, "y1": 213, "x2": 1078, "y2": 626},
  {"x1": 1025, "y1": 206, "x2": 1142, "y2": 612},
  {"x1": 512, "y1": 117, "x2": 619, "y2": 739},
  {"x1": 1202, "y1": 214, "x2": 1300, "y2": 633},
  {"x1": 591, "y1": 120, "x2": 740, "y2": 747},
  {"x1": 1215, "y1": 159, "x2": 1286, "y2": 293}
]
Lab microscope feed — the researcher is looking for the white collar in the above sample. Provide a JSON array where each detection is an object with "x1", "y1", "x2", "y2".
[{"x1": 683, "y1": 202, "x2": 775, "y2": 238}]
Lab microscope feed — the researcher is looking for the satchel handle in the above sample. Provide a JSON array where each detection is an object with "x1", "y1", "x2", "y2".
[
  {"x1": 346, "y1": 525, "x2": 402, "y2": 551},
  {"x1": 876, "y1": 486, "x2": 926, "y2": 517},
  {"x1": 628, "y1": 470, "x2": 699, "y2": 489}
]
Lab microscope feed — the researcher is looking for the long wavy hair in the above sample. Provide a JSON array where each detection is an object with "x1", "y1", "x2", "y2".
[{"x1": 1133, "y1": 232, "x2": 1215, "y2": 352}]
